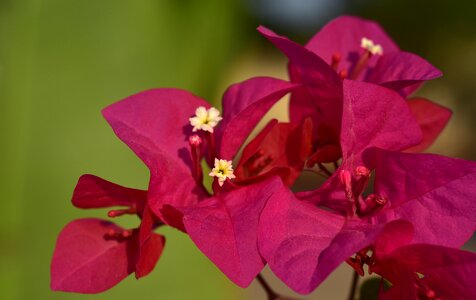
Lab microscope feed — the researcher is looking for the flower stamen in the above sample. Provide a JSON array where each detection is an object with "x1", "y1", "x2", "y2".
[{"x1": 189, "y1": 135, "x2": 204, "y2": 184}]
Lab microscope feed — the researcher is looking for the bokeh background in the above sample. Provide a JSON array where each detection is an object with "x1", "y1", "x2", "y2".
[{"x1": 1, "y1": 1, "x2": 475, "y2": 299}]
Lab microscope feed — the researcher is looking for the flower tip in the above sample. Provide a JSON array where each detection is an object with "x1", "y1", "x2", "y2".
[
  {"x1": 339, "y1": 170, "x2": 352, "y2": 186},
  {"x1": 355, "y1": 166, "x2": 371, "y2": 177},
  {"x1": 189, "y1": 135, "x2": 202, "y2": 146},
  {"x1": 360, "y1": 37, "x2": 383, "y2": 55},
  {"x1": 189, "y1": 106, "x2": 222, "y2": 133},
  {"x1": 209, "y1": 158, "x2": 235, "y2": 187}
]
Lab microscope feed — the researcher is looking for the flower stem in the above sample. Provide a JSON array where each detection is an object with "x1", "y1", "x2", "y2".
[
  {"x1": 257, "y1": 274, "x2": 278, "y2": 300},
  {"x1": 317, "y1": 163, "x2": 332, "y2": 177},
  {"x1": 347, "y1": 271, "x2": 360, "y2": 300},
  {"x1": 303, "y1": 168, "x2": 328, "y2": 179}
]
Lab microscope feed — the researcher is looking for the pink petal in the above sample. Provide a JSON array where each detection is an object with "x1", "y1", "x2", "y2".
[
  {"x1": 369, "y1": 149, "x2": 476, "y2": 247},
  {"x1": 379, "y1": 245, "x2": 476, "y2": 300},
  {"x1": 51, "y1": 218, "x2": 137, "y2": 293},
  {"x1": 235, "y1": 119, "x2": 312, "y2": 186},
  {"x1": 261, "y1": 211, "x2": 410, "y2": 294},
  {"x1": 305, "y1": 15, "x2": 399, "y2": 80},
  {"x1": 102, "y1": 89, "x2": 209, "y2": 220},
  {"x1": 367, "y1": 52, "x2": 442, "y2": 96},
  {"x1": 302, "y1": 80, "x2": 423, "y2": 208},
  {"x1": 405, "y1": 246, "x2": 476, "y2": 300},
  {"x1": 296, "y1": 171, "x2": 348, "y2": 214},
  {"x1": 257, "y1": 26, "x2": 342, "y2": 134},
  {"x1": 374, "y1": 220, "x2": 414, "y2": 258},
  {"x1": 258, "y1": 185, "x2": 345, "y2": 294},
  {"x1": 72, "y1": 174, "x2": 146, "y2": 209},
  {"x1": 235, "y1": 119, "x2": 279, "y2": 167},
  {"x1": 378, "y1": 266, "x2": 419, "y2": 300},
  {"x1": 135, "y1": 205, "x2": 165, "y2": 278},
  {"x1": 159, "y1": 204, "x2": 186, "y2": 232},
  {"x1": 341, "y1": 80, "x2": 422, "y2": 168},
  {"x1": 404, "y1": 98, "x2": 452, "y2": 152},
  {"x1": 218, "y1": 77, "x2": 296, "y2": 160},
  {"x1": 287, "y1": 70, "x2": 321, "y2": 139},
  {"x1": 257, "y1": 26, "x2": 341, "y2": 96},
  {"x1": 134, "y1": 234, "x2": 165, "y2": 279},
  {"x1": 181, "y1": 176, "x2": 283, "y2": 287}
]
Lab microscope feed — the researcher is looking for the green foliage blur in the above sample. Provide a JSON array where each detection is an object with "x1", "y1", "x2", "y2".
[{"x1": 1, "y1": 1, "x2": 475, "y2": 300}]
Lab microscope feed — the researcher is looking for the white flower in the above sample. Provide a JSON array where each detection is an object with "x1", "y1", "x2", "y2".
[
  {"x1": 361, "y1": 37, "x2": 383, "y2": 55},
  {"x1": 189, "y1": 106, "x2": 223, "y2": 133},
  {"x1": 209, "y1": 158, "x2": 236, "y2": 187}
]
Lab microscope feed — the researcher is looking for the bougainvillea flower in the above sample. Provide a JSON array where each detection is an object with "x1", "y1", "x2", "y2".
[
  {"x1": 285, "y1": 144, "x2": 476, "y2": 292},
  {"x1": 100, "y1": 77, "x2": 314, "y2": 287},
  {"x1": 257, "y1": 16, "x2": 450, "y2": 153},
  {"x1": 258, "y1": 78, "x2": 475, "y2": 294},
  {"x1": 181, "y1": 176, "x2": 283, "y2": 287},
  {"x1": 299, "y1": 79, "x2": 422, "y2": 209},
  {"x1": 290, "y1": 145, "x2": 476, "y2": 291},
  {"x1": 257, "y1": 79, "x2": 423, "y2": 293},
  {"x1": 304, "y1": 16, "x2": 441, "y2": 92},
  {"x1": 259, "y1": 16, "x2": 442, "y2": 94},
  {"x1": 51, "y1": 175, "x2": 165, "y2": 293}
]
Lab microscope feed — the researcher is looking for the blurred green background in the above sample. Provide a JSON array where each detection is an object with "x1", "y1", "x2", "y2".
[{"x1": 1, "y1": 1, "x2": 475, "y2": 299}]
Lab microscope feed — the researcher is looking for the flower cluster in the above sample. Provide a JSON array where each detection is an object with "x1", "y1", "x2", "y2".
[{"x1": 51, "y1": 16, "x2": 476, "y2": 299}]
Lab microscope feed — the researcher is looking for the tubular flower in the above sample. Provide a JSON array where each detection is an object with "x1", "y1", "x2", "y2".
[
  {"x1": 361, "y1": 37, "x2": 383, "y2": 55},
  {"x1": 209, "y1": 158, "x2": 235, "y2": 186},
  {"x1": 189, "y1": 106, "x2": 222, "y2": 133}
]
